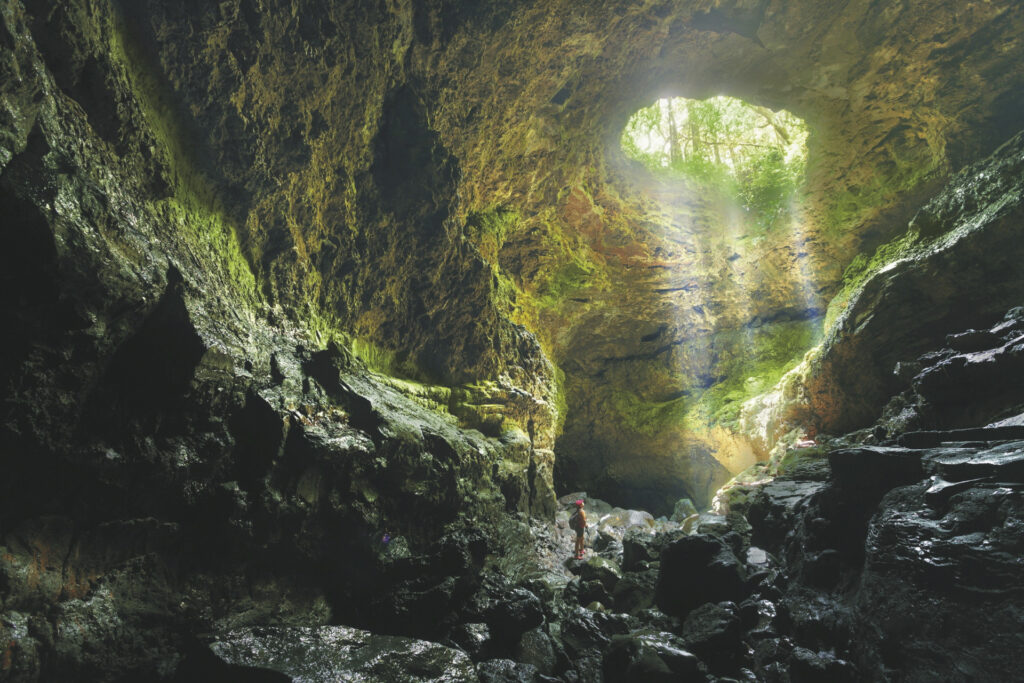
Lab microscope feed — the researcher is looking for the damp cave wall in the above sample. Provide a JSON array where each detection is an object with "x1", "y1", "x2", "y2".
[{"x1": 17, "y1": 0, "x2": 1024, "y2": 513}]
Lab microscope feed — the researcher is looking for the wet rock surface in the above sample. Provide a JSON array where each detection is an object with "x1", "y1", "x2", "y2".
[{"x1": 183, "y1": 625, "x2": 477, "y2": 682}]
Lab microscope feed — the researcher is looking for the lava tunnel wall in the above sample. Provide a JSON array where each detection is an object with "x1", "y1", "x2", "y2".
[{"x1": 6, "y1": 0, "x2": 1024, "y2": 514}]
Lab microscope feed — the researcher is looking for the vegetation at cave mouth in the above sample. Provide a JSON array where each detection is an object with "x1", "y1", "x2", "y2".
[{"x1": 621, "y1": 95, "x2": 809, "y2": 232}]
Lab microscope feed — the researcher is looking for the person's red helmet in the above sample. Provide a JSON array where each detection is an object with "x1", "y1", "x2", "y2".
[{"x1": 574, "y1": 499, "x2": 584, "y2": 507}]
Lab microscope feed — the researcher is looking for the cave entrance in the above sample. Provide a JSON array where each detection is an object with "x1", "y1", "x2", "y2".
[{"x1": 620, "y1": 95, "x2": 808, "y2": 232}]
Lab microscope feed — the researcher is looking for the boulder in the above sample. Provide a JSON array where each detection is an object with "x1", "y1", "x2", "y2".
[
  {"x1": 827, "y1": 446, "x2": 925, "y2": 495},
  {"x1": 450, "y1": 622, "x2": 492, "y2": 660},
  {"x1": 621, "y1": 527, "x2": 687, "y2": 572},
  {"x1": 787, "y1": 647, "x2": 858, "y2": 683},
  {"x1": 515, "y1": 627, "x2": 556, "y2": 676},
  {"x1": 476, "y1": 658, "x2": 553, "y2": 683},
  {"x1": 486, "y1": 588, "x2": 545, "y2": 644},
  {"x1": 577, "y1": 580, "x2": 613, "y2": 608},
  {"x1": 921, "y1": 440, "x2": 1024, "y2": 482},
  {"x1": 852, "y1": 480, "x2": 1024, "y2": 680},
  {"x1": 603, "y1": 630, "x2": 704, "y2": 682},
  {"x1": 190, "y1": 626, "x2": 477, "y2": 682},
  {"x1": 743, "y1": 477, "x2": 828, "y2": 553},
  {"x1": 670, "y1": 498, "x2": 699, "y2": 523},
  {"x1": 577, "y1": 555, "x2": 623, "y2": 592},
  {"x1": 611, "y1": 570, "x2": 658, "y2": 615},
  {"x1": 680, "y1": 601, "x2": 744, "y2": 674},
  {"x1": 655, "y1": 535, "x2": 748, "y2": 617}
]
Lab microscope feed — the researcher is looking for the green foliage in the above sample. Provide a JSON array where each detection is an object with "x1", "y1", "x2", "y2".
[{"x1": 621, "y1": 96, "x2": 808, "y2": 231}]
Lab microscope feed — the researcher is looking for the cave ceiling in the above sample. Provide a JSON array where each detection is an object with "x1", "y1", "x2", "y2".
[{"x1": 26, "y1": 0, "x2": 1024, "y2": 509}]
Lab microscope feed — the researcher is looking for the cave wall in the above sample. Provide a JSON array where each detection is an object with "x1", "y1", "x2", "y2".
[
  {"x1": 3, "y1": 0, "x2": 1024, "y2": 564},
  {"x1": 1, "y1": 2, "x2": 560, "y2": 676},
  {"x1": 52, "y1": 0, "x2": 1021, "y2": 512}
]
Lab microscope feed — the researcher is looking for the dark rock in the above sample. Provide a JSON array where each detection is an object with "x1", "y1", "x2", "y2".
[
  {"x1": 801, "y1": 549, "x2": 842, "y2": 590},
  {"x1": 921, "y1": 440, "x2": 1024, "y2": 482},
  {"x1": 558, "y1": 607, "x2": 634, "y2": 655},
  {"x1": 694, "y1": 512, "x2": 732, "y2": 536},
  {"x1": 852, "y1": 480, "x2": 1024, "y2": 680},
  {"x1": 787, "y1": 646, "x2": 858, "y2": 683},
  {"x1": 515, "y1": 627, "x2": 556, "y2": 676},
  {"x1": 486, "y1": 587, "x2": 545, "y2": 643},
  {"x1": 577, "y1": 579, "x2": 612, "y2": 608},
  {"x1": 738, "y1": 598, "x2": 778, "y2": 636},
  {"x1": 556, "y1": 608, "x2": 635, "y2": 681},
  {"x1": 899, "y1": 425, "x2": 1024, "y2": 448},
  {"x1": 670, "y1": 498, "x2": 699, "y2": 523},
  {"x1": 371, "y1": 529, "x2": 488, "y2": 639},
  {"x1": 745, "y1": 478, "x2": 828, "y2": 554},
  {"x1": 680, "y1": 601, "x2": 744, "y2": 672},
  {"x1": 611, "y1": 569, "x2": 658, "y2": 615},
  {"x1": 196, "y1": 626, "x2": 477, "y2": 682},
  {"x1": 751, "y1": 636, "x2": 795, "y2": 676},
  {"x1": 621, "y1": 528, "x2": 659, "y2": 571},
  {"x1": 450, "y1": 622, "x2": 492, "y2": 660},
  {"x1": 827, "y1": 446, "x2": 924, "y2": 495},
  {"x1": 577, "y1": 555, "x2": 623, "y2": 592},
  {"x1": 476, "y1": 658, "x2": 553, "y2": 683},
  {"x1": 922, "y1": 475, "x2": 989, "y2": 509},
  {"x1": 945, "y1": 328, "x2": 1002, "y2": 352},
  {"x1": 656, "y1": 535, "x2": 748, "y2": 617},
  {"x1": 602, "y1": 630, "x2": 704, "y2": 682},
  {"x1": 782, "y1": 592, "x2": 852, "y2": 652}
]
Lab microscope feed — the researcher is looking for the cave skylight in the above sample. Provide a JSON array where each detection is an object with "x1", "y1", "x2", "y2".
[{"x1": 621, "y1": 95, "x2": 808, "y2": 231}]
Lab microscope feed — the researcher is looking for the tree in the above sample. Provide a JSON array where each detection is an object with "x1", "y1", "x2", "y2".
[{"x1": 620, "y1": 95, "x2": 808, "y2": 230}]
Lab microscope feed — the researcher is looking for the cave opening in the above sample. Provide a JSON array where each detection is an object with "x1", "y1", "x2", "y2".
[
  {"x1": 548, "y1": 96, "x2": 823, "y2": 515},
  {"x1": 620, "y1": 94, "x2": 809, "y2": 234}
]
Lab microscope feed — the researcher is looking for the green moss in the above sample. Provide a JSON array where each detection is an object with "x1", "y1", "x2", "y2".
[
  {"x1": 821, "y1": 144, "x2": 943, "y2": 239},
  {"x1": 552, "y1": 364, "x2": 568, "y2": 434},
  {"x1": 158, "y1": 198, "x2": 258, "y2": 300},
  {"x1": 695, "y1": 319, "x2": 823, "y2": 428},
  {"x1": 609, "y1": 390, "x2": 689, "y2": 437},
  {"x1": 825, "y1": 228, "x2": 923, "y2": 329},
  {"x1": 535, "y1": 259, "x2": 595, "y2": 308},
  {"x1": 770, "y1": 445, "x2": 827, "y2": 475},
  {"x1": 466, "y1": 207, "x2": 520, "y2": 262}
]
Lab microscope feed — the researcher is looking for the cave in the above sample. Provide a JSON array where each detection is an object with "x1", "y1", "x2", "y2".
[{"x1": 1, "y1": 1, "x2": 1023, "y2": 681}]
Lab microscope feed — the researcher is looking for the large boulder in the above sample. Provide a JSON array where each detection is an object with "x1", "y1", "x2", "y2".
[
  {"x1": 852, "y1": 479, "x2": 1024, "y2": 680},
  {"x1": 602, "y1": 631, "x2": 704, "y2": 682},
  {"x1": 655, "y1": 535, "x2": 748, "y2": 618}
]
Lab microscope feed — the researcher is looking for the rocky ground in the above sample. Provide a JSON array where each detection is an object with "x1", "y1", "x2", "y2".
[{"x1": 148, "y1": 308, "x2": 1022, "y2": 682}]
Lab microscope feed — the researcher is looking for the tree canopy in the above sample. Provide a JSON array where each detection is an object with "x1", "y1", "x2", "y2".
[{"x1": 621, "y1": 96, "x2": 808, "y2": 230}]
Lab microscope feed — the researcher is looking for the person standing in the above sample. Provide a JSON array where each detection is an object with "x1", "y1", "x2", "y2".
[{"x1": 570, "y1": 499, "x2": 587, "y2": 559}]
